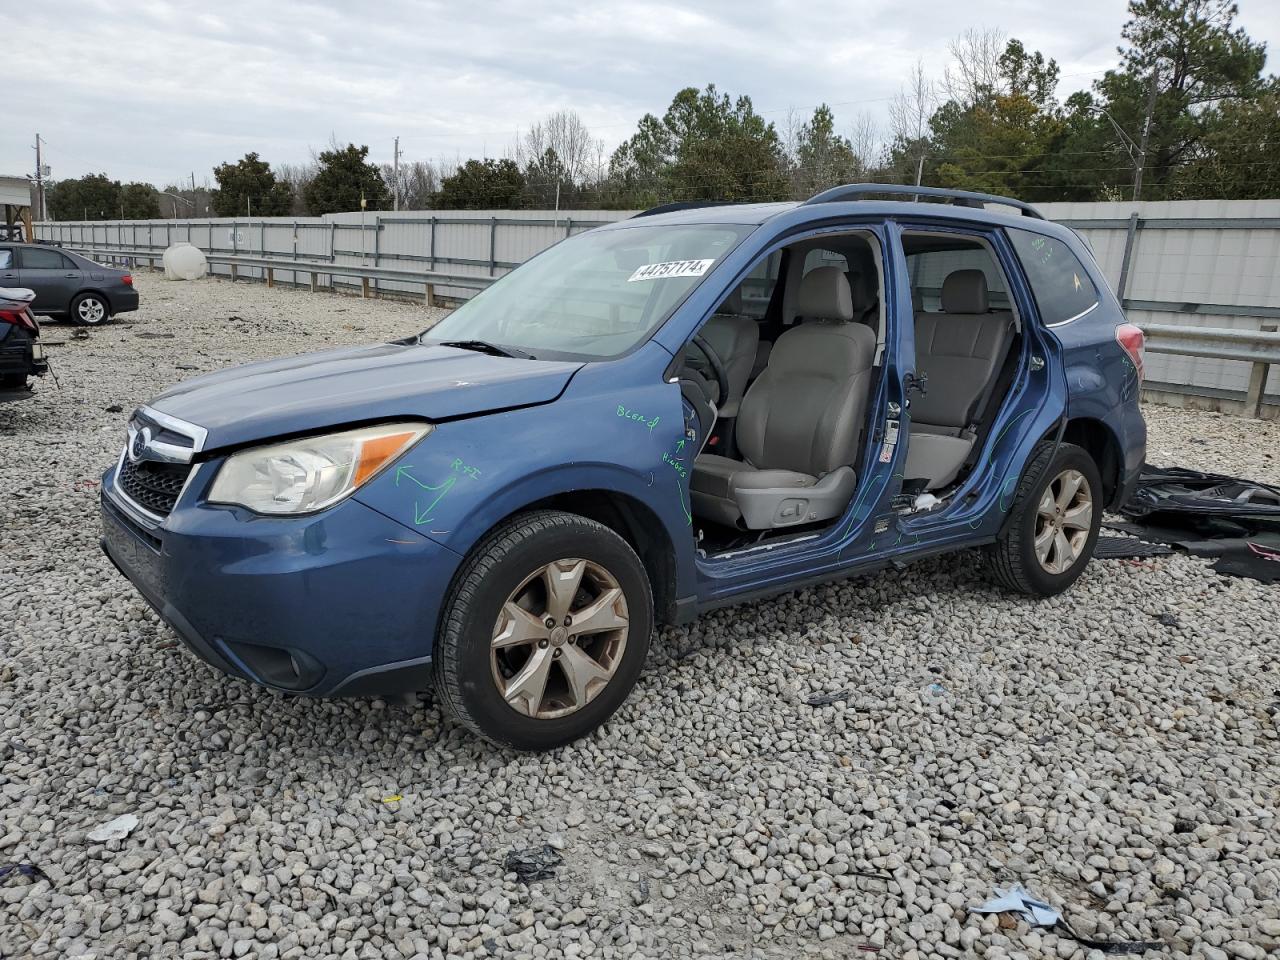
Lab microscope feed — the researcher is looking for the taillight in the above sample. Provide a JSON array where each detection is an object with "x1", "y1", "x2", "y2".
[
  {"x1": 120, "y1": 274, "x2": 134, "y2": 286},
  {"x1": 0, "y1": 306, "x2": 37, "y2": 333},
  {"x1": 1115, "y1": 323, "x2": 1145, "y2": 381}
]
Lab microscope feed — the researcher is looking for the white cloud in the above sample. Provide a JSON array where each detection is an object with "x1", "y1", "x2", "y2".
[{"x1": 3, "y1": 0, "x2": 1276, "y2": 187}]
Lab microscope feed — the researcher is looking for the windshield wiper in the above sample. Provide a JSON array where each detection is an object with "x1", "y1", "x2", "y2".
[{"x1": 437, "y1": 339, "x2": 534, "y2": 360}]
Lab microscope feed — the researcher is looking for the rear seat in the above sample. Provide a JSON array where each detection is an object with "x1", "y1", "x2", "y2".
[{"x1": 905, "y1": 269, "x2": 1015, "y2": 490}]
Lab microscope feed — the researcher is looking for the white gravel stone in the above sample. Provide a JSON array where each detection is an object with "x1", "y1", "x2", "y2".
[{"x1": 2, "y1": 274, "x2": 1278, "y2": 959}]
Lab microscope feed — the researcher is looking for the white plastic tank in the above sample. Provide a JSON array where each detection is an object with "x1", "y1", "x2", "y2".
[{"x1": 162, "y1": 242, "x2": 208, "y2": 281}]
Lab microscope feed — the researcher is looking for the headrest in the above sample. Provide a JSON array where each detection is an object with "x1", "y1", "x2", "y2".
[
  {"x1": 716, "y1": 286, "x2": 743, "y2": 315},
  {"x1": 941, "y1": 269, "x2": 989, "y2": 314},
  {"x1": 796, "y1": 266, "x2": 854, "y2": 322}
]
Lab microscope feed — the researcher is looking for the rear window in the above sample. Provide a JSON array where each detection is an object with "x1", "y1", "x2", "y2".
[
  {"x1": 19, "y1": 247, "x2": 74, "y2": 270},
  {"x1": 1009, "y1": 230, "x2": 1099, "y2": 325}
]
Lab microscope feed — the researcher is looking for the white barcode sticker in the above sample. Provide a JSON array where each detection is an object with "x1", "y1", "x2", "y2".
[{"x1": 627, "y1": 259, "x2": 716, "y2": 282}]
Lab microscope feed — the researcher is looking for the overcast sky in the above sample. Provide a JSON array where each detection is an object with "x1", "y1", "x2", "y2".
[{"x1": 5, "y1": 0, "x2": 1277, "y2": 188}]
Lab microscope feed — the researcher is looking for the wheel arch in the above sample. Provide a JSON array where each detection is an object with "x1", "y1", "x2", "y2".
[
  {"x1": 1060, "y1": 417, "x2": 1123, "y2": 508},
  {"x1": 442, "y1": 489, "x2": 681, "y2": 627}
]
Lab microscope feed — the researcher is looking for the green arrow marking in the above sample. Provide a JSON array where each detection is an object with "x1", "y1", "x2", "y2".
[
  {"x1": 400, "y1": 473, "x2": 456, "y2": 524},
  {"x1": 675, "y1": 438, "x2": 686, "y2": 454}
]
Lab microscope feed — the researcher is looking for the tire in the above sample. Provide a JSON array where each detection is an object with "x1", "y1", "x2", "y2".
[
  {"x1": 433, "y1": 510, "x2": 653, "y2": 751},
  {"x1": 986, "y1": 441, "x2": 1103, "y2": 597},
  {"x1": 70, "y1": 292, "x2": 110, "y2": 326}
]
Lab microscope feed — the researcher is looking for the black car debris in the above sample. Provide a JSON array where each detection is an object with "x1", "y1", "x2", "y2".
[{"x1": 0, "y1": 286, "x2": 49, "y2": 401}]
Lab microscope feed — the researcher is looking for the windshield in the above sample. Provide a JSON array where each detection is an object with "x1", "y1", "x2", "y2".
[{"x1": 423, "y1": 222, "x2": 754, "y2": 359}]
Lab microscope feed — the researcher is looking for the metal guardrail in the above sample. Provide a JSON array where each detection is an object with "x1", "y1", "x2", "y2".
[
  {"x1": 54, "y1": 240, "x2": 1280, "y2": 417},
  {"x1": 1139, "y1": 321, "x2": 1280, "y2": 418},
  {"x1": 62, "y1": 243, "x2": 494, "y2": 306}
]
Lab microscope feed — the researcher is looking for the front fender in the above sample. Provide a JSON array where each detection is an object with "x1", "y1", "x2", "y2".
[{"x1": 353, "y1": 348, "x2": 697, "y2": 599}]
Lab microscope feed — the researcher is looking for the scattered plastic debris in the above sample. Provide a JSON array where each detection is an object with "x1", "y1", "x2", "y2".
[
  {"x1": 87, "y1": 814, "x2": 139, "y2": 842},
  {"x1": 970, "y1": 884, "x2": 1165, "y2": 954},
  {"x1": 1094, "y1": 535, "x2": 1173, "y2": 560},
  {"x1": 805, "y1": 689, "x2": 852, "y2": 707},
  {"x1": 503, "y1": 844, "x2": 562, "y2": 883},
  {"x1": 0, "y1": 863, "x2": 51, "y2": 884},
  {"x1": 1152, "y1": 611, "x2": 1181, "y2": 627},
  {"x1": 381, "y1": 794, "x2": 402, "y2": 804},
  {"x1": 921, "y1": 682, "x2": 950, "y2": 701},
  {"x1": 971, "y1": 884, "x2": 1061, "y2": 927},
  {"x1": 912, "y1": 492, "x2": 942, "y2": 513}
]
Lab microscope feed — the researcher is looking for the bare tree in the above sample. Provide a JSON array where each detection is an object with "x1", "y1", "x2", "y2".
[
  {"x1": 276, "y1": 161, "x2": 317, "y2": 215},
  {"x1": 889, "y1": 59, "x2": 936, "y2": 144},
  {"x1": 943, "y1": 27, "x2": 1007, "y2": 107},
  {"x1": 379, "y1": 160, "x2": 439, "y2": 210},
  {"x1": 515, "y1": 110, "x2": 603, "y2": 185},
  {"x1": 888, "y1": 60, "x2": 937, "y2": 186},
  {"x1": 846, "y1": 112, "x2": 882, "y2": 175}
]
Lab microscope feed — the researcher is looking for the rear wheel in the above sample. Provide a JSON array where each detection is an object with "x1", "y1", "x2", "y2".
[
  {"x1": 987, "y1": 441, "x2": 1102, "y2": 596},
  {"x1": 433, "y1": 510, "x2": 653, "y2": 750},
  {"x1": 71, "y1": 292, "x2": 110, "y2": 326}
]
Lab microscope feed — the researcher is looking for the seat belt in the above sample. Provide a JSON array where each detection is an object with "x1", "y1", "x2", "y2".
[
  {"x1": 965, "y1": 319, "x2": 1016, "y2": 431},
  {"x1": 960, "y1": 321, "x2": 1019, "y2": 473}
]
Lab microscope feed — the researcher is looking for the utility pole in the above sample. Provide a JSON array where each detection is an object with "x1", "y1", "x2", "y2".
[
  {"x1": 33, "y1": 133, "x2": 45, "y2": 221},
  {"x1": 1132, "y1": 68, "x2": 1159, "y2": 202},
  {"x1": 191, "y1": 171, "x2": 197, "y2": 217},
  {"x1": 392, "y1": 136, "x2": 401, "y2": 211}
]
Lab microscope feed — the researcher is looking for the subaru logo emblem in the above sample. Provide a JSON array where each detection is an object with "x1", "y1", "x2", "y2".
[{"x1": 130, "y1": 426, "x2": 152, "y2": 462}]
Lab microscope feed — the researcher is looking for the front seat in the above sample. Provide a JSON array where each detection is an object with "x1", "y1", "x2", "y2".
[
  {"x1": 690, "y1": 267, "x2": 876, "y2": 530},
  {"x1": 904, "y1": 269, "x2": 1016, "y2": 490},
  {"x1": 698, "y1": 288, "x2": 759, "y2": 417}
]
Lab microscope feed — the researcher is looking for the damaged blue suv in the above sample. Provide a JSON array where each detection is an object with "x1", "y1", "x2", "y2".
[{"x1": 101, "y1": 185, "x2": 1146, "y2": 750}]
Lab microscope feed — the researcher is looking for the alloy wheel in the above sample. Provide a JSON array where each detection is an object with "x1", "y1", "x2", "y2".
[
  {"x1": 490, "y1": 558, "x2": 629, "y2": 719},
  {"x1": 1034, "y1": 468, "x2": 1093, "y2": 574},
  {"x1": 78, "y1": 297, "x2": 106, "y2": 324}
]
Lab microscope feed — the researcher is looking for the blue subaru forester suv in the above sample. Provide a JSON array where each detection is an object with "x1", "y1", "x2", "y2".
[{"x1": 101, "y1": 185, "x2": 1146, "y2": 750}]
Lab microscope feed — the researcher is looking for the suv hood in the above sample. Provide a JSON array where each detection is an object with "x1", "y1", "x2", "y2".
[{"x1": 150, "y1": 341, "x2": 584, "y2": 449}]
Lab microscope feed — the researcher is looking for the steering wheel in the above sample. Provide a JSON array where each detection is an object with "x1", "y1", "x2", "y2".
[{"x1": 687, "y1": 334, "x2": 731, "y2": 408}]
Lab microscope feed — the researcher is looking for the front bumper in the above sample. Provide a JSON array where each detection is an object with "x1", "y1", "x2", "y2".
[{"x1": 100, "y1": 460, "x2": 462, "y2": 696}]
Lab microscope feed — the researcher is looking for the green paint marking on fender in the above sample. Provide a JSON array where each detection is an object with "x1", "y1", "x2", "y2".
[
  {"x1": 396, "y1": 465, "x2": 460, "y2": 525},
  {"x1": 676, "y1": 475, "x2": 692, "y2": 526}
]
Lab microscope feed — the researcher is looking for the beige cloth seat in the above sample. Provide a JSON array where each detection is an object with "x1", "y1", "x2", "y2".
[
  {"x1": 904, "y1": 269, "x2": 1016, "y2": 490},
  {"x1": 698, "y1": 288, "x2": 759, "y2": 417},
  {"x1": 691, "y1": 267, "x2": 876, "y2": 529}
]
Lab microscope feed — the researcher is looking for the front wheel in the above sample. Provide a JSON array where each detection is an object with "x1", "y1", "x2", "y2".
[
  {"x1": 986, "y1": 441, "x2": 1103, "y2": 596},
  {"x1": 71, "y1": 292, "x2": 110, "y2": 326},
  {"x1": 433, "y1": 511, "x2": 653, "y2": 750}
]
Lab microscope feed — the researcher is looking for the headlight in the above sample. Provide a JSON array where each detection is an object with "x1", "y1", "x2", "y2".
[{"x1": 208, "y1": 422, "x2": 431, "y2": 515}]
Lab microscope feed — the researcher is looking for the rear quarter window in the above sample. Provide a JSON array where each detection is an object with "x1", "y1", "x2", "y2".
[
  {"x1": 0, "y1": 249, "x2": 12, "y2": 269},
  {"x1": 1009, "y1": 230, "x2": 1099, "y2": 325}
]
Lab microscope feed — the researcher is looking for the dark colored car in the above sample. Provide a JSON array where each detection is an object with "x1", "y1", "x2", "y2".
[
  {"x1": 100, "y1": 184, "x2": 1146, "y2": 750},
  {"x1": 0, "y1": 243, "x2": 138, "y2": 325},
  {"x1": 0, "y1": 286, "x2": 49, "y2": 400}
]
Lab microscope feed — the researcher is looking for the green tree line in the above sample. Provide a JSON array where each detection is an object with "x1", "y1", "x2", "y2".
[{"x1": 45, "y1": 0, "x2": 1279, "y2": 220}]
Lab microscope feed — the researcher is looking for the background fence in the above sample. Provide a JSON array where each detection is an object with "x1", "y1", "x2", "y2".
[{"x1": 36, "y1": 198, "x2": 1280, "y2": 415}]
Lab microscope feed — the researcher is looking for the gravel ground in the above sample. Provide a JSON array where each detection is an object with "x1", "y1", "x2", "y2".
[{"x1": 2, "y1": 274, "x2": 1278, "y2": 960}]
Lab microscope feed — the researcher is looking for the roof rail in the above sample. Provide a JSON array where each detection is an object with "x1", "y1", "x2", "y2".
[
  {"x1": 802, "y1": 183, "x2": 1046, "y2": 220},
  {"x1": 632, "y1": 200, "x2": 734, "y2": 219}
]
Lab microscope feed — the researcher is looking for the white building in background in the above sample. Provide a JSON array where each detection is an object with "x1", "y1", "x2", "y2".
[{"x1": 1, "y1": 173, "x2": 35, "y2": 240}]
